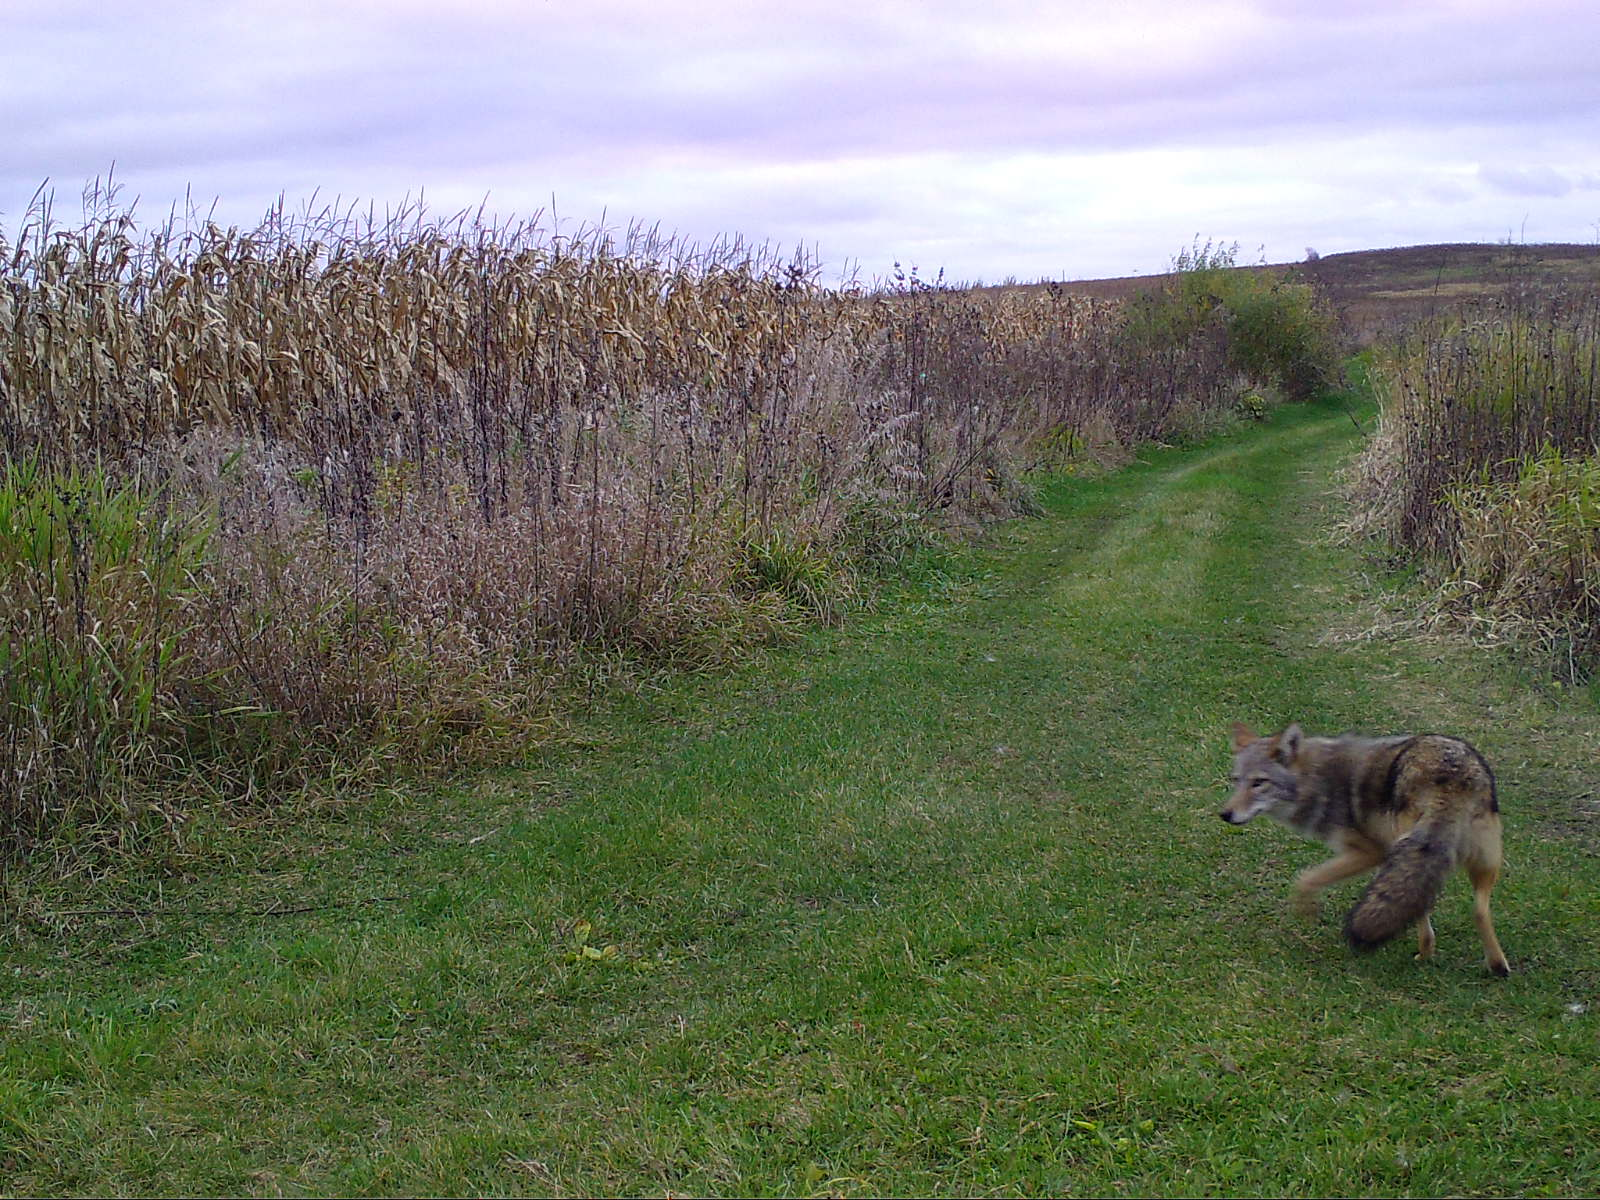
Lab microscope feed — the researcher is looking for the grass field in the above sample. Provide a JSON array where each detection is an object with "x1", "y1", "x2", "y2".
[{"x1": 4, "y1": 390, "x2": 1599, "y2": 1195}]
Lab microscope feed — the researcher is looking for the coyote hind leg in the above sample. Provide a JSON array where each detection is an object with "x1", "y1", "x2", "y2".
[{"x1": 1468, "y1": 860, "x2": 1510, "y2": 977}]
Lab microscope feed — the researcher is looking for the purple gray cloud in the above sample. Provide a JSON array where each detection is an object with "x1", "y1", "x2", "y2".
[
  {"x1": 1477, "y1": 165, "x2": 1600, "y2": 199},
  {"x1": 5, "y1": 0, "x2": 1598, "y2": 282}
]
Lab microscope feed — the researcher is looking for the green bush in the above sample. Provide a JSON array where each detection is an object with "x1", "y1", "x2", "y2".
[{"x1": 1124, "y1": 240, "x2": 1341, "y2": 402}]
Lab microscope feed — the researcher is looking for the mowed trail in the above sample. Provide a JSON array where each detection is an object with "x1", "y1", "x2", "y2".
[{"x1": 8, "y1": 397, "x2": 1597, "y2": 1196}]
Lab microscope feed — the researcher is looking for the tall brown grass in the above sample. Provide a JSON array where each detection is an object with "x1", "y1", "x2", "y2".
[
  {"x1": 1347, "y1": 282, "x2": 1600, "y2": 675},
  {"x1": 1, "y1": 184, "x2": 1270, "y2": 854}
]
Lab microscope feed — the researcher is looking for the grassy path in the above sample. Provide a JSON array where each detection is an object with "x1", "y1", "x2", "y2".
[{"x1": 5, "y1": 397, "x2": 1599, "y2": 1196}]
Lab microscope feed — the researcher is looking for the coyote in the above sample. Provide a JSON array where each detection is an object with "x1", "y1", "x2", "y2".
[{"x1": 1222, "y1": 722, "x2": 1510, "y2": 976}]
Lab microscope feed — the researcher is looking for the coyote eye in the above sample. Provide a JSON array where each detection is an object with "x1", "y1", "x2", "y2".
[{"x1": 1251, "y1": 777, "x2": 1268, "y2": 790}]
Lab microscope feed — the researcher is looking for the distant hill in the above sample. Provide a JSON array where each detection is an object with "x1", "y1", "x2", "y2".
[
  {"x1": 1043, "y1": 242, "x2": 1600, "y2": 341},
  {"x1": 1299, "y1": 243, "x2": 1600, "y2": 335}
]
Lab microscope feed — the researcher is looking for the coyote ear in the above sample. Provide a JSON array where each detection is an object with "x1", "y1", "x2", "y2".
[
  {"x1": 1230, "y1": 721, "x2": 1257, "y2": 750},
  {"x1": 1275, "y1": 723, "x2": 1303, "y2": 762}
]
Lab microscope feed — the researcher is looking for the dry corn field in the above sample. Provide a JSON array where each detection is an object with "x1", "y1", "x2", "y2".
[{"x1": 0, "y1": 189, "x2": 1246, "y2": 853}]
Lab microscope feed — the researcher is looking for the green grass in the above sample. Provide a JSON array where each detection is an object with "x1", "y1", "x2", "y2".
[{"x1": 4, "y1": 393, "x2": 1599, "y2": 1196}]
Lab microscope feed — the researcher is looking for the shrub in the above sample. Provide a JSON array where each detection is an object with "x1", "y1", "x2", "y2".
[
  {"x1": 1442, "y1": 447, "x2": 1600, "y2": 676},
  {"x1": 1121, "y1": 240, "x2": 1341, "y2": 405},
  {"x1": 1346, "y1": 283, "x2": 1600, "y2": 677},
  {"x1": 1349, "y1": 289, "x2": 1600, "y2": 558}
]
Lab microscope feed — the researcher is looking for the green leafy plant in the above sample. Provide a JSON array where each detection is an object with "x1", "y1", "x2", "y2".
[{"x1": 0, "y1": 460, "x2": 211, "y2": 845}]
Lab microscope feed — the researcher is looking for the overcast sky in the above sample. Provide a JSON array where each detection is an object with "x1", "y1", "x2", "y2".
[{"x1": 5, "y1": 0, "x2": 1598, "y2": 284}]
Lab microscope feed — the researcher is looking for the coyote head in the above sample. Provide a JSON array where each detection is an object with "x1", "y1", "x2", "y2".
[{"x1": 1221, "y1": 722, "x2": 1301, "y2": 824}]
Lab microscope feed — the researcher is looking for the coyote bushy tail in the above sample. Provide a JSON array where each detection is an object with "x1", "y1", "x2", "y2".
[{"x1": 1343, "y1": 828, "x2": 1456, "y2": 950}]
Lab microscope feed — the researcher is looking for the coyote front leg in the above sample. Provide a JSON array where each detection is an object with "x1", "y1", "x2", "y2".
[{"x1": 1291, "y1": 839, "x2": 1384, "y2": 918}]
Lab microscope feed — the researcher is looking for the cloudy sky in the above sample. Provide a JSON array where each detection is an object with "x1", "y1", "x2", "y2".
[{"x1": 5, "y1": 0, "x2": 1598, "y2": 284}]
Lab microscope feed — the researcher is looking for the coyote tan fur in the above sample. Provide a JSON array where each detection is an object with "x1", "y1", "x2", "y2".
[{"x1": 1222, "y1": 722, "x2": 1510, "y2": 976}]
